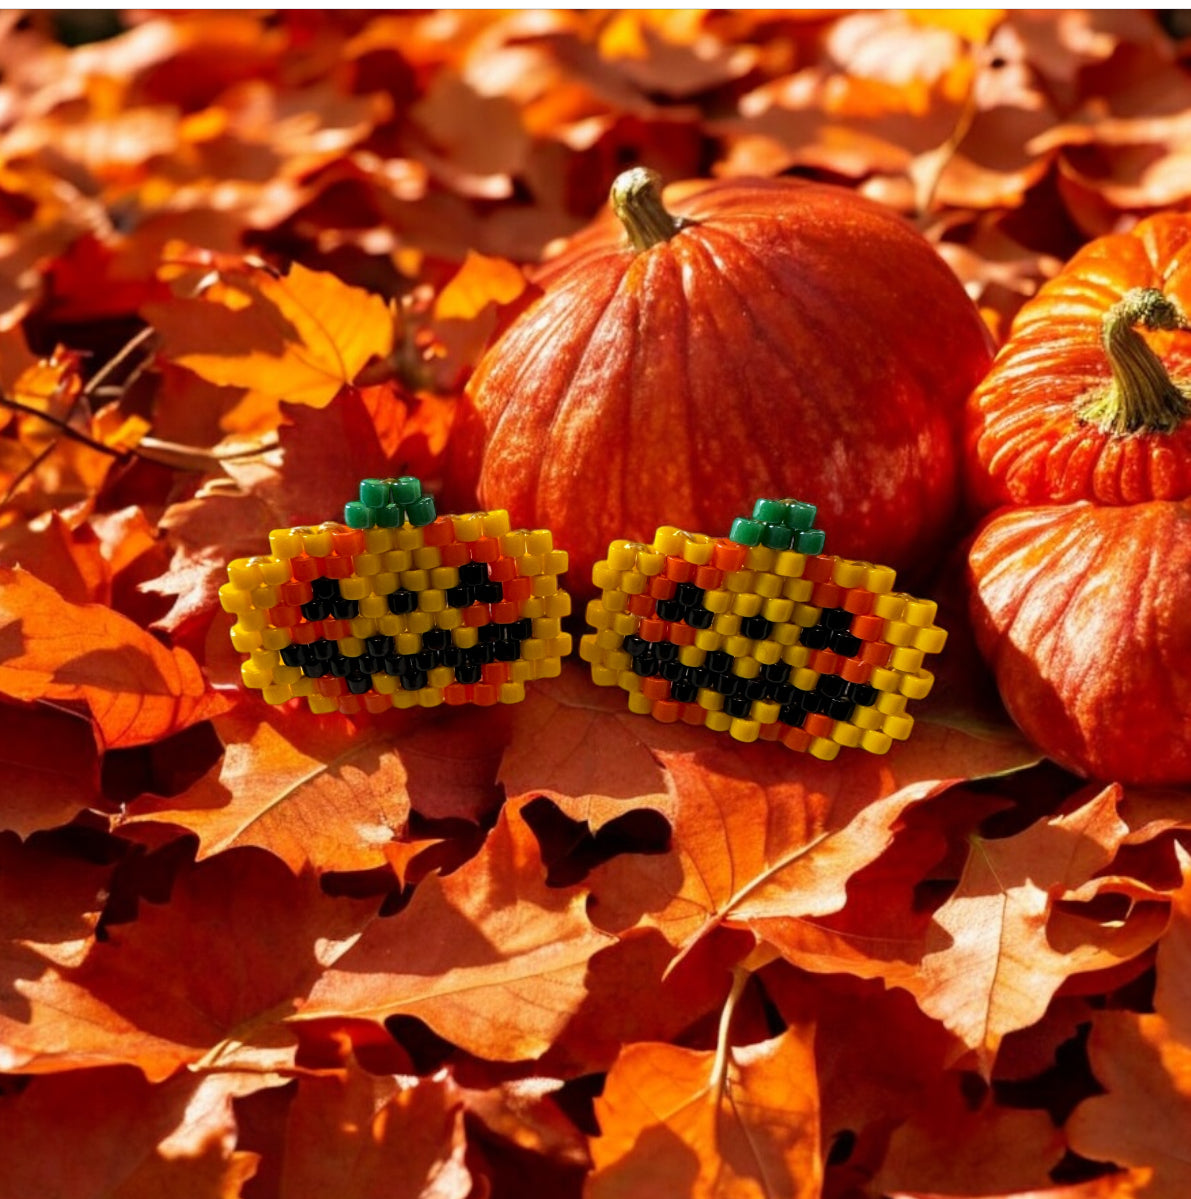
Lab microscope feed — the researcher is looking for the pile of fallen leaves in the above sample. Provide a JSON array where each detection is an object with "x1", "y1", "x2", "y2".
[{"x1": 1, "y1": 11, "x2": 1190, "y2": 1198}]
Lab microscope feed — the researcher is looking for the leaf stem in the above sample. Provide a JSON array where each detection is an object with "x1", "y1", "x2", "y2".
[{"x1": 710, "y1": 964, "x2": 750, "y2": 1104}]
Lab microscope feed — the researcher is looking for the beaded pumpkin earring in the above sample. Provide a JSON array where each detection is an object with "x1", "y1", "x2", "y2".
[
  {"x1": 580, "y1": 498, "x2": 945, "y2": 759},
  {"x1": 221, "y1": 477, "x2": 571, "y2": 715}
]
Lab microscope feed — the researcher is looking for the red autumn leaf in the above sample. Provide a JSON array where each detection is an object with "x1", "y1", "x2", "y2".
[
  {"x1": 0, "y1": 567, "x2": 230, "y2": 749},
  {"x1": 501, "y1": 666, "x2": 1038, "y2": 966},
  {"x1": 915, "y1": 784, "x2": 1171, "y2": 1074},
  {"x1": 120, "y1": 700, "x2": 506, "y2": 871},
  {"x1": 588, "y1": 1028, "x2": 822, "y2": 1199},
  {"x1": 888, "y1": 1181, "x2": 1151, "y2": 1199},
  {"x1": 1066, "y1": 856, "x2": 1191, "y2": 1197},
  {"x1": 0, "y1": 512, "x2": 110, "y2": 606},
  {"x1": 145, "y1": 259, "x2": 395, "y2": 409},
  {"x1": 0, "y1": 703, "x2": 101, "y2": 836},
  {"x1": 296, "y1": 804, "x2": 616, "y2": 1062},
  {"x1": 0, "y1": 1067, "x2": 268, "y2": 1199},
  {"x1": 0, "y1": 848, "x2": 374, "y2": 1080},
  {"x1": 279, "y1": 1063, "x2": 471, "y2": 1199}
]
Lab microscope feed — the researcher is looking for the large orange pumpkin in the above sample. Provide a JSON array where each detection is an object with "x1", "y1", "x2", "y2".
[
  {"x1": 965, "y1": 214, "x2": 1191, "y2": 511},
  {"x1": 462, "y1": 169, "x2": 993, "y2": 593},
  {"x1": 968, "y1": 499, "x2": 1191, "y2": 785}
]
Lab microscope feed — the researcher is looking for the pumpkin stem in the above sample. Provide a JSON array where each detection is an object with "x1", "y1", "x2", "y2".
[
  {"x1": 1078, "y1": 287, "x2": 1190, "y2": 435},
  {"x1": 610, "y1": 167, "x2": 687, "y2": 252}
]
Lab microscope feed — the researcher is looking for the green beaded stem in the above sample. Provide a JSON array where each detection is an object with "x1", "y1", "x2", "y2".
[
  {"x1": 391, "y1": 476, "x2": 422, "y2": 505},
  {"x1": 753, "y1": 498, "x2": 787, "y2": 524},
  {"x1": 729, "y1": 517, "x2": 763, "y2": 546},
  {"x1": 344, "y1": 501, "x2": 373, "y2": 529},
  {"x1": 761, "y1": 523, "x2": 795, "y2": 550},
  {"x1": 783, "y1": 501, "x2": 816, "y2": 531},
  {"x1": 359, "y1": 478, "x2": 389, "y2": 508},
  {"x1": 795, "y1": 528, "x2": 825, "y2": 554},
  {"x1": 406, "y1": 495, "x2": 436, "y2": 527}
]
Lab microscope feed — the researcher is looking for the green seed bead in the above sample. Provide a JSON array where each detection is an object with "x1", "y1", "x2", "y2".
[
  {"x1": 795, "y1": 527, "x2": 826, "y2": 554},
  {"x1": 761, "y1": 522, "x2": 794, "y2": 549},
  {"x1": 783, "y1": 500, "x2": 817, "y2": 531},
  {"x1": 729, "y1": 517, "x2": 763, "y2": 546},
  {"x1": 359, "y1": 478, "x2": 389, "y2": 508},
  {"x1": 376, "y1": 503, "x2": 404, "y2": 528},
  {"x1": 390, "y1": 476, "x2": 422, "y2": 506},
  {"x1": 344, "y1": 501, "x2": 374, "y2": 529},
  {"x1": 406, "y1": 495, "x2": 436, "y2": 527},
  {"x1": 752, "y1": 498, "x2": 787, "y2": 524}
]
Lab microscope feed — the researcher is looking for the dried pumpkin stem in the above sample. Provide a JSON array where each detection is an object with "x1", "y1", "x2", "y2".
[
  {"x1": 1079, "y1": 287, "x2": 1190, "y2": 435},
  {"x1": 610, "y1": 167, "x2": 686, "y2": 252}
]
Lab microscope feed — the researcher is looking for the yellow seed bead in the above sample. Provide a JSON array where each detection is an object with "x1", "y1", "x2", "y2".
[
  {"x1": 339, "y1": 576, "x2": 370, "y2": 601},
  {"x1": 762, "y1": 597, "x2": 793, "y2": 623},
  {"x1": 914, "y1": 625, "x2": 947, "y2": 654},
  {"x1": 698, "y1": 688, "x2": 725, "y2": 712},
  {"x1": 753, "y1": 700, "x2": 780, "y2": 725},
  {"x1": 400, "y1": 569, "x2": 428, "y2": 591},
  {"x1": 395, "y1": 526, "x2": 423, "y2": 551},
  {"x1": 884, "y1": 713, "x2": 914, "y2": 740},
  {"x1": 792, "y1": 667, "x2": 819, "y2": 691},
  {"x1": 407, "y1": 611, "x2": 431, "y2": 634},
  {"x1": 526, "y1": 529, "x2": 554, "y2": 555},
  {"x1": 501, "y1": 530, "x2": 527, "y2": 557},
  {"x1": 681, "y1": 536, "x2": 712, "y2": 565},
  {"x1": 251, "y1": 584, "x2": 278, "y2": 610},
  {"x1": 303, "y1": 527, "x2": 335, "y2": 557},
  {"x1": 413, "y1": 546, "x2": 441, "y2": 571},
  {"x1": 452, "y1": 513, "x2": 483, "y2": 542},
  {"x1": 610, "y1": 616, "x2": 637, "y2": 639},
  {"x1": 794, "y1": 604, "x2": 821, "y2": 628},
  {"x1": 534, "y1": 617, "x2": 561, "y2": 639},
  {"x1": 678, "y1": 645, "x2": 705, "y2": 667},
  {"x1": 363, "y1": 527, "x2": 393, "y2": 555},
  {"x1": 546, "y1": 550, "x2": 568, "y2": 575},
  {"x1": 418, "y1": 688, "x2": 444, "y2": 709},
  {"x1": 353, "y1": 552, "x2": 380, "y2": 577},
  {"x1": 291, "y1": 678, "x2": 314, "y2": 698},
  {"x1": 538, "y1": 655, "x2": 563, "y2": 678},
  {"x1": 745, "y1": 545, "x2": 776, "y2": 573},
  {"x1": 219, "y1": 583, "x2": 253, "y2": 615},
  {"x1": 236, "y1": 608, "x2": 266, "y2": 632},
  {"x1": 783, "y1": 577, "x2": 813, "y2": 602},
  {"x1": 262, "y1": 683, "x2": 292, "y2": 705},
  {"x1": 260, "y1": 626, "x2": 291, "y2": 651},
  {"x1": 396, "y1": 632, "x2": 420, "y2": 655},
  {"x1": 227, "y1": 558, "x2": 262, "y2": 590},
  {"x1": 621, "y1": 571, "x2": 647, "y2": 595},
  {"x1": 268, "y1": 528, "x2": 303, "y2": 558},
  {"x1": 628, "y1": 690, "x2": 653, "y2": 715},
  {"x1": 723, "y1": 570, "x2": 754, "y2": 593},
  {"x1": 730, "y1": 655, "x2": 760, "y2": 679},
  {"x1": 418, "y1": 589, "x2": 445, "y2": 613},
  {"x1": 705, "y1": 709, "x2": 732, "y2": 732},
  {"x1": 500, "y1": 681, "x2": 525, "y2": 704},
  {"x1": 637, "y1": 550, "x2": 664, "y2": 576},
  {"x1": 872, "y1": 666, "x2": 901, "y2": 692},
  {"x1": 230, "y1": 625, "x2": 262, "y2": 653},
  {"x1": 518, "y1": 554, "x2": 543, "y2": 577},
  {"x1": 903, "y1": 598, "x2": 938, "y2": 627},
  {"x1": 308, "y1": 694, "x2": 339, "y2": 715},
  {"x1": 437, "y1": 608, "x2": 461, "y2": 630},
  {"x1": 808, "y1": 737, "x2": 841, "y2": 761},
  {"x1": 544, "y1": 592, "x2": 571, "y2": 618},
  {"x1": 257, "y1": 557, "x2": 290, "y2": 586},
  {"x1": 452, "y1": 626, "x2": 478, "y2": 649},
  {"x1": 392, "y1": 690, "x2": 420, "y2": 709},
  {"x1": 890, "y1": 646, "x2": 924, "y2": 673},
  {"x1": 532, "y1": 574, "x2": 557, "y2": 597},
  {"x1": 509, "y1": 660, "x2": 532, "y2": 683},
  {"x1": 876, "y1": 692, "x2": 907, "y2": 716},
  {"x1": 754, "y1": 573, "x2": 783, "y2": 598},
  {"x1": 900, "y1": 669, "x2": 934, "y2": 700},
  {"x1": 703, "y1": 589, "x2": 731, "y2": 614},
  {"x1": 729, "y1": 718, "x2": 760, "y2": 743},
  {"x1": 864, "y1": 564, "x2": 897, "y2": 594},
  {"x1": 372, "y1": 674, "x2": 397, "y2": 694},
  {"x1": 774, "y1": 550, "x2": 806, "y2": 579},
  {"x1": 853, "y1": 705, "x2": 885, "y2": 730},
  {"x1": 428, "y1": 666, "x2": 453, "y2": 688},
  {"x1": 831, "y1": 722, "x2": 862, "y2": 747},
  {"x1": 350, "y1": 617, "x2": 377, "y2": 639},
  {"x1": 482, "y1": 510, "x2": 511, "y2": 538},
  {"x1": 591, "y1": 664, "x2": 618, "y2": 686},
  {"x1": 241, "y1": 661, "x2": 270, "y2": 689},
  {"x1": 775, "y1": 623, "x2": 800, "y2": 646},
  {"x1": 861, "y1": 729, "x2": 892, "y2": 755},
  {"x1": 754, "y1": 639, "x2": 782, "y2": 665},
  {"x1": 731, "y1": 592, "x2": 763, "y2": 617},
  {"x1": 782, "y1": 644, "x2": 809, "y2": 668},
  {"x1": 378, "y1": 614, "x2": 404, "y2": 636},
  {"x1": 694, "y1": 629, "x2": 723, "y2": 651},
  {"x1": 723, "y1": 634, "x2": 751, "y2": 659},
  {"x1": 359, "y1": 594, "x2": 387, "y2": 619},
  {"x1": 381, "y1": 550, "x2": 411, "y2": 573},
  {"x1": 873, "y1": 593, "x2": 906, "y2": 620}
]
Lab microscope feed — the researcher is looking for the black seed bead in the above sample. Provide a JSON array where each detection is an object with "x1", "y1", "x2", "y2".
[
  {"x1": 396, "y1": 655, "x2": 419, "y2": 676},
  {"x1": 459, "y1": 562, "x2": 487, "y2": 585},
  {"x1": 707, "y1": 651, "x2": 732, "y2": 674},
  {"x1": 477, "y1": 582, "x2": 503, "y2": 603},
  {"x1": 441, "y1": 646, "x2": 462, "y2": 668},
  {"x1": 366, "y1": 634, "x2": 392, "y2": 656},
  {"x1": 455, "y1": 662, "x2": 482, "y2": 685},
  {"x1": 301, "y1": 599, "x2": 329, "y2": 621},
  {"x1": 740, "y1": 615, "x2": 772, "y2": 641},
  {"x1": 446, "y1": 585, "x2": 474, "y2": 608},
  {"x1": 828, "y1": 698, "x2": 855, "y2": 721},
  {"x1": 495, "y1": 640, "x2": 519, "y2": 661},
  {"x1": 745, "y1": 678, "x2": 768, "y2": 701},
  {"x1": 388, "y1": 589, "x2": 416, "y2": 615},
  {"x1": 302, "y1": 661, "x2": 327, "y2": 679},
  {"x1": 515, "y1": 618, "x2": 533, "y2": 639},
  {"x1": 415, "y1": 650, "x2": 439, "y2": 671},
  {"x1": 345, "y1": 675, "x2": 371, "y2": 694},
  {"x1": 799, "y1": 624, "x2": 830, "y2": 649},
  {"x1": 632, "y1": 655, "x2": 657, "y2": 677},
  {"x1": 767, "y1": 681, "x2": 794, "y2": 705},
  {"x1": 655, "y1": 599, "x2": 682, "y2": 622},
  {"x1": 383, "y1": 655, "x2": 402, "y2": 676},
  {"x1": 718, "y1": 674, "x2": 743, "y2": 696},
  {"x1": 725, "y1": 694, "x2": 752, "y2": 718},
  {"x1": 824, "y1": 607, "x2": 852, "y2": 630},
  {"x1": 763, "y1": 661, "x2": 790, "y2": 682},
  {"x1": 852, "y1": 683, "x2": 878, "y2": 708},
  {"x1": 280, "y1": 644, "x2": 305, "y2": 667},
  {"x1": 478, "y1": 642, "x2": 497, "y2": 664},
  {"x1": 311, "y1": 638, "x2": 335, "y2": 661},
  {"x1": 779, "y1": 703, "x2": 807, "y2": 728},
  {"x1": 331, "y1": 597, "x2": 358, "y2": 619},
  {"x1": 499, "y1": 622, "x2": 520, "y2": 640},
  {"x1": 675, "y1": 582, "x2": 702, "y2": 607},
  {"x1": 401, "y1": 670, "x2": 427, "y2": 691},
  {"x1": 463, "y1": 645, "x2": 484, "y2": 667},
  {"x1": 623, "y1": 635, "x2": 648, "y2": 658},
  {"x1": 311, "y1": 577, "x2": 338, "y2": 600},
  {"x1": 685, "y1": 606, "x2": 713, "y2": 629},
  {"x1": 478, "y1": 624, "x2": 500, "y2": 643},
  {"x1": 329, "y1": 657, "x2": 350, "y2": 678},
  {"x1": 692, "y1": 667, "x2": 713, "y2": 689},
  {"x1": 655, "y1": 641, "x2": 678, "y2": 662},
  {"x1": 422, "y1": 629, "x2": 448, "y2": 650},
  {"x1": 670, "y1": 681, "x2": 697, "y2": 703},
  {"x1": 830, "y1": 631, "x2": 862, "y2": 657},
  {"x1": 659, "y1": 659, "x2": 683, "y2": 681},
  {"x1": 797, "y1": 689, "x2": 820, "y2": 711},
  {"x1": 817, "y1": 674, "x2": 847, "y2": 698}
]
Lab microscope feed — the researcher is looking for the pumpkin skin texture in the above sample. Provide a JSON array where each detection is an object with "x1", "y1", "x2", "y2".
[
  {"x1": 965, "y1": 214, "x2": 1191, "y2": 513},
  {"x1": 464, "y1": 172, "x2": 994, "y2": 595},
  {"x1": 968, "y1": 499, "x2": 1191, "y2": 785}
]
